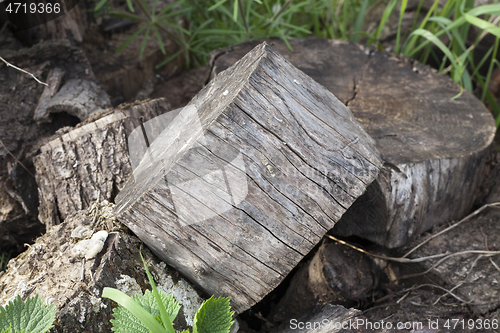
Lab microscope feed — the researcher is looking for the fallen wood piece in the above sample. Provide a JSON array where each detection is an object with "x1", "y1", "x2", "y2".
[
  {"x1": 270, "y1": 239, "x2": 376, "y2": 324},
  {"x1": 273, "y1": 304, "x2": 376, "y2": 333},
  {"x1": 400, "y1": 206, "x2": 500, "y2": 315},
  {"x1": 35, "y1": 78, "x2": 111, "y2": 123},
  {"x1": 34, "y1": 98, "x2": 170, "y2": 227},
  {"x1": 0, "y1": 202, "x2": 205, "y2": 333},
  {"x1": 115, "y1": 42, "x2": 383, "y2": 313},
  {"x1": 211, "y1": 38, "x2": 496, "y2": 248}
]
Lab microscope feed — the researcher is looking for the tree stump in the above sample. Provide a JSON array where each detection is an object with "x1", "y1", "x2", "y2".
[
  {"x1": 34, "y1": 98, "x2": 169, "y2": 227},
  {"x1": 212, "y1": 38, "x2": 496, "y2": 248},
  {"x1": 114, "y1": 42, "x2": 383, "y2": 313}
]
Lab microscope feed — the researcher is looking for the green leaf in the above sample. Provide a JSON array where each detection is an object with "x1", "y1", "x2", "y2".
[
  {"x1": 153, "y1": 25, "x2": 166, "y2": 54},
  {"x1": 108, "y1": 288, "x2": 181, "y2": 333},
  {"x1": 125, "y1": 0, "x2": 135, "y2": 12},
  {"x1": 103, "y1": 288, "x2": 169, "y2": 333},
  {"x1": 351, "y1": 0, "x2": 369, "y2": 43},
  {"x1": 140, "y1": 252, "x2": 176, "y2": 333},
  {"x1": 0, "y1": 326, "x2": 12, "y2": 333},
  {"x1": 139, "y1": 25, "x2": 152, "y2": 58},
  {"x1": 193, "y1": 296, "x2": 234, "y2": 333},
  {"x1": 0, "y1": 295, "x2": 55, "y2": 333},
  {"x1": 94, "y1": 0, "x2": 109, "y2": 11},
  {"x1": 208, "y1": 0, "x2": 228, "y2": 11}
]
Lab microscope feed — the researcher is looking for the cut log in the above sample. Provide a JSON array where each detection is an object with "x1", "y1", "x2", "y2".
[
  {"x1": 34, "y1": 98, "x2": 170, "y2": 227},
  {"x1": 0, "y1": 202, "x2": 206, "y2": 333},
  {"x1": 212, "y1": 38, "x2": 496, "y2": 248},
  {"x1": 270, "y1": 239, "x2": 376, "y2": 324},
  {"x1": 114, "y1": 42, "x2": 382, "y2": 313}
]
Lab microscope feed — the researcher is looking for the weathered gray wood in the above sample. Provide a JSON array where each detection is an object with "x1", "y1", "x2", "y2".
[
  {"x1": 271, "y1": 240, "x2": 376, "y2": 324},
  {"x1": 34, "y1": 98, "x2": 169, "y2": 226},
  {"x1": 35, "y1": 78, "x2": 111, "y2": 123},
  {"x1": 115, "y1": 43, "x2": 382, "y2": 313},
  {"x1": 212, "y1": 38, "x2": 496, "y2": 248}
]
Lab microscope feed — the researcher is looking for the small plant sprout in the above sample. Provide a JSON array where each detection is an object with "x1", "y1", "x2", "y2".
[{"x1": 102, "y1": 252, "x2": 234, "y2": 333}]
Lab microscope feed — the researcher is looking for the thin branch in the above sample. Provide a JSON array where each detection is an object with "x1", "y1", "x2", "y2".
[
  {"x1": 402, "y1": 202, "x2": 500, "y2": 258},
  {"x1": 0, "y1": 56, "x2": 48, "y2": 86}
]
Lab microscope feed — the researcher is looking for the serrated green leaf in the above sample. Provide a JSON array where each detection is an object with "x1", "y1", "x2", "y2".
[
  {"x1": 108, "y1": 289, "x2": 181, "y2": 333},
  {"x1": 0, "y1": 295, "x2": 55, "y2": 333},
  {"x1": 1, "y1": 326, "x2": 12, "y2": 333},
  {"x1": 193, "y1": 296, "x2": 234, "y2": 333}
]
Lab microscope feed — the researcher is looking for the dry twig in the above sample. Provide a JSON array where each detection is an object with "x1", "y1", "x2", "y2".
[{"x1": 0, "y1": 56, "x2": 48, "y2": 86}]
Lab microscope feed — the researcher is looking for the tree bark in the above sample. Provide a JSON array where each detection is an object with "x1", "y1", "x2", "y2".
[{"x1": 34, "y1": 98, "x2": 169, "y2": 227}]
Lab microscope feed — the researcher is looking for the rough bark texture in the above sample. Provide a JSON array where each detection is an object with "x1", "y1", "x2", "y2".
[
  {"x1": 34, "y1": 98, "x2": 170, "y2": 227},
  {"x1": 273, "y1": 304, "x2": 376, "y2": 333},
  {"x1": 0, "y1": 203, "x2": 206, "y2": 333},
  {"x1": 400, "y1": 206, "x2": 500, "y2": 315},
  {"x1": 271, "y1": 240, "x2": 376, "y2": 324},
  {"x1": 115, "y1": 42, "x2": 383, "y2": 313},
  {"x1": 0, "y1": 39, "x2": 104, "y2": 251},
  {"x1": 212, "y1": 38, "x2": 496, "y2": 248}
]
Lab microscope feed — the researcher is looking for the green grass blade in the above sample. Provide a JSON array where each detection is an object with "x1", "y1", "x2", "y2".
[
  {"x1": 402, "y1": 0, "x2": 439, "y2": 56},
  {"x1": 352, "y1": 0, "x2": 369, "y2": 43},
  {"x1": 369, "y1": 0, "x2": 398, "y2": 45},
  {"x1": 395, "y1": 0, "x2": 408, "y2": 53},
  {"x1": 94, "y1": 0, "x2": 109, "y2": 12},
  {"x1": 410, "y1": 29, "x2": 459, "y2": 72},
  {"x1": 463, "y1": 13, "x2": 500, "y2": 38},
  {"x1": 482, "y1": 37, "x2": 499, "y2": 101},
  {"x1": 126, "y1": 0, "x2": 134, "y2": 12},
  {"x1": 233, "y1": 0, "x2": 239, "y2": 22},
  {"x1": 102, "y1": 288, "x2": 169, "y2": 333},
  {"x1": 153, "y1": 25, "x2": 165, "y2": 54},
  {"x1": 156, "y1": 49, "x2": 184, "y2": 69},
  {"x1": 209, "y1": 0, "x2": 228, "y2": 11},
  {"x1": 140, "y1": 252, "x2": 176, "y2": 333}
]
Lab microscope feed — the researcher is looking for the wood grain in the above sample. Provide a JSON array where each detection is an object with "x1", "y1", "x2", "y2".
[{"x1": 115, "y1": 42, "x2": 382, "y2": 312}]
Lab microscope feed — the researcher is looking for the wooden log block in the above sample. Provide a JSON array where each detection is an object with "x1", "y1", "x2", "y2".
[
  {"x1": 114, "y1": 42, "x2": 382, "y2": 313},
  {"x1": 212, "y1": 38, "x2": 496, "y2": 248},
  {"x1": 34, "y1": 98, "x2": 169, "y2": 227},
  {"x1": 270, "y1": 239, "x2": 376, "y2": 324}
]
